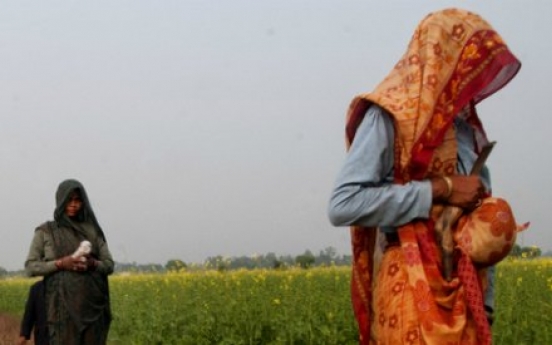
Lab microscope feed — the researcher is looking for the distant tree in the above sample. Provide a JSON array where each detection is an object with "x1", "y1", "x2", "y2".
[
  {"x1": 509, "y1": 244, "x2": 522, "y2": 257},
  {"x1": 509, "y1": 244, "x2": 542, "y2": 258},
  {"x1": 273, "y1": 259, "x2": 284, "y2": 269},
  {"x1": 278, "y1": 254, "x2": 295, "y2": 267},
  {"x1": 166, "y1": 259, "x2": 187, "y2": 272},
  {"x1": 205, "y1": 255, "x2": 230, "y2": 271},
  {"x1": 0, "y1": 266, "x2": 7, "y2": 278},
  {"x1": 295, "y1": 250, "x2": 315, "y2": 269},
  {"x1": 317, "y1": 246, "x2": 338, "y2": 266},
  {"x1": 521, "y1": 246, "x2": 541, "y2": 258},
  {"x1": 342, "y1": 255, "x2": 352, "y2": 265},
  {"x1": 264, "y1": 252, "x2": 279, "y2": 268}
]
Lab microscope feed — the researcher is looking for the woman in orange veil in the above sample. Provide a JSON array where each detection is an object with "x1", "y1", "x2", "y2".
[{"x1": 328, "y1": 8, "x2": 521, "y2": 345}]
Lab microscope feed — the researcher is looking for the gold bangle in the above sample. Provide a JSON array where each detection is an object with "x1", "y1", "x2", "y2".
[{"x1": 441, "y1": 176, "x2": 453, "y2": 200}]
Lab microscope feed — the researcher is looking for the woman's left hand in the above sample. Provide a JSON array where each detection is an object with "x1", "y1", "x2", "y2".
[{"x1": 85, "y1": 255, "x2": 99, "y2": 271}]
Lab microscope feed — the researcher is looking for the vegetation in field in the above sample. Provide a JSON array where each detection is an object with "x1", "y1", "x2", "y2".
[
  {"x1": 1, "y1": 259, "x2": 551, "y2": 344},
  {"x1": 493, "y1": 258, "x2": 552, "y2": 344},
  {"x1": 108, "y1": 266, "x2": 357, "y2": 344}
]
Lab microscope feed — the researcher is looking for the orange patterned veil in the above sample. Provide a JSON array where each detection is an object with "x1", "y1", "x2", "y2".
[{"x1": 345, "y1": 8, "x2": 520, "y2": 345}]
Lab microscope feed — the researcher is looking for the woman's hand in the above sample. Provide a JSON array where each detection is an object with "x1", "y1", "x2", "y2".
[
  {"x1": 85, "y1": 255, "x2": 99, "y2": 271},
  {"x1": 432, "y1": 175, "x2": 485, "y2": 210},
  {"x1": 55, "y1": 256, "x2": 88, "y2": 272}
]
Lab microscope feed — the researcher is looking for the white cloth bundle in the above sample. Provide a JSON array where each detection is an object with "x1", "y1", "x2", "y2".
[{"x1": 72, "y1": 240, "x2": 92, "y2": 261}]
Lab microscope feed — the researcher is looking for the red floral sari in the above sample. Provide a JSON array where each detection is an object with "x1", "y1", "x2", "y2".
[{"x1": 345, "y1": 8, "x2": 521, "y2": 345}]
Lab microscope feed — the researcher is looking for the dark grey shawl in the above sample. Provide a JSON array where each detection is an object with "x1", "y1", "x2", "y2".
[{"x1": 44, "y1": 179, "x2": 111, "y2": 345}]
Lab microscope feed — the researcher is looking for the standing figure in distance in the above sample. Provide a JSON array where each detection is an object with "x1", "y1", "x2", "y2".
[
  {"x1": 328, "y1": 8, "x2": 522, "y2": 345},
  {"x1": 25, "y1": 179, "x2": 114, "y2": 345}
]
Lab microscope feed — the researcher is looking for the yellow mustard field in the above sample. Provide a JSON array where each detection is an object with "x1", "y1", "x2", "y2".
[{"x1": 1, "y1": 259, "x2": 551, "y2": 344}]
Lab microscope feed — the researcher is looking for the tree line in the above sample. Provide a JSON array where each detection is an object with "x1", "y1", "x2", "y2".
[
  {"x1": 136, "y1": 247, "x2": 352, "y2": 273},
  {"x1": 1, "y1": 245, "x2": 549, "y2": 277}
]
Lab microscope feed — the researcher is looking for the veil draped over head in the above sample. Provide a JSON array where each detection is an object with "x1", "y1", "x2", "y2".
[
  {"x1": 347, "y1": 8, "x2": 520, "y2": 182},
  {"x1": 54, "y1": 179, "x2": 106, "y2": 242},
  {"x1": 345, "y1": 8, "x2": 520, "y2": 345}
]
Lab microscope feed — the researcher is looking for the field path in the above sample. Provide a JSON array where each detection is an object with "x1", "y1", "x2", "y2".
[{"x1": 0, "y1": 313, "x2": 20, "y2": 345}]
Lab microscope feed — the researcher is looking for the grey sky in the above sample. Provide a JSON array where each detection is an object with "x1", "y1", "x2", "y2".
[{"x1": 1, "y1": 1, "x2": 550, "y2": 271}]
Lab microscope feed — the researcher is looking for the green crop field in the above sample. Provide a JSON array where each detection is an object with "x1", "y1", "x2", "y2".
[{"x1": 1, "y1": 259, "x2": 551, "y2": 344}]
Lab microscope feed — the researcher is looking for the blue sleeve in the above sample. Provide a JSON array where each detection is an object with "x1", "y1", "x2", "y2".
[{"x1": 327, "y1": 105, "x2": 432, "y2": 228}]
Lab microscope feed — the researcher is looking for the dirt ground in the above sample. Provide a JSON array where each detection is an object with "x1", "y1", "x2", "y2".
[{"x1": 0, "y1": 313, "x2": 21, "y2": 345}]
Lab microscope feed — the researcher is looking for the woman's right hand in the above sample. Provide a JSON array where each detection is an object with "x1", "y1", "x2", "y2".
[
  {"x1": 55, "y1": 256, "x2": 88, "y2": 271},
  {"x1": 447, "y1": 175, "x2": 485, "y2": 210},
  {"x1": 432, "y1": 175, "x2": 485, "y2": 210}
]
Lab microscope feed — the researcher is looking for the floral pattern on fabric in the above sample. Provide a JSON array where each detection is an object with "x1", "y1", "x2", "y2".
[
  {"x1": 455, "y1": 197, "x2": 519, "y2": 266},
  {"x1": 345, "y1": 8, "x2": 521, "y2": 345}
]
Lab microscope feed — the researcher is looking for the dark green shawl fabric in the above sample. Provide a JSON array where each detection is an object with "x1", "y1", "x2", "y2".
[
  {"x1": 44, "y1": 179, "x2": 111, "y2": 345},
  {"x1": 54, "y1": 179, "x2": 106, "y2": 242}
]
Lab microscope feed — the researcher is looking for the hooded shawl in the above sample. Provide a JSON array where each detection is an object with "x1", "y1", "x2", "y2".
[
  {"x1": 346, "y1": 8, "x2": 520, "y2": 345},
  {"x1": 44, "y1": 179, "x2": 111, "y2": 345}
]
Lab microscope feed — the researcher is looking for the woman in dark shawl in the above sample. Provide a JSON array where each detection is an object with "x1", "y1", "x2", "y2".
[{"x1": 25, "y1": 179, "x2": 114, "y2": 345}]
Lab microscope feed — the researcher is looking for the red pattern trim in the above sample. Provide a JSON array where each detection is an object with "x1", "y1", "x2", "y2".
[
  {"x1": 350, "y1": 226, "x2": 376, "y2": 345},
  {"x1": 458, "y1": 253, "x2": 492, "y2": 345},
  {"x1": 408, "y1": 30, "x2": 519, "y2": 180}
]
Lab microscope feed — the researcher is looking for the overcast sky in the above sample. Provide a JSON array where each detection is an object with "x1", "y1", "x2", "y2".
[{"x1": 1, "y1": 1, "x2": 550, "y2": 271}]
